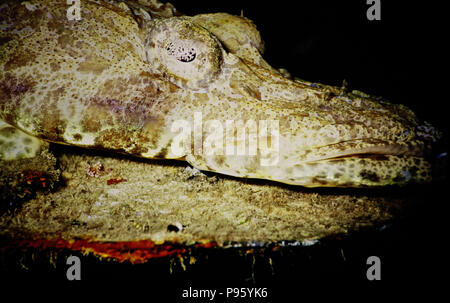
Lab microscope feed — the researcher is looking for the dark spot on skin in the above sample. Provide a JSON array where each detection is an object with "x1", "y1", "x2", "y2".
[
  {"x1": 73, "y1": 133, "x2": 83, "y2": 141},
  {"x1": 359, "y1": 170, "x2": 380, "y2": 183},
  {"x1": 0, "y1": 126, "x2": 17, "y2": 138},
  {"x1": 57, "y1": 33, "x2": 72, "y2": 48},
  {"x1": 77, "y1": 55, "x2": 109, "y2": 74},
  {"x1": 81, "y1": 114, "x2": 103, "y2": 133},
  {"x1": 40, "y1": 110, "x2": 67, "y2": 142},
  {"x1": 311, "y1": 177, "x2": 329, "y2": 186},
  {"x1": 50, "y1": 62, "x2": 59, "y2": 72},
  {"x1": 214, "y1": 155, "x2": 225, "y2": 166},
  {"x1": 3, "y1": 141, "x2": 14, "y2": 148},
  {"x1": 4, "y1": 51, "x2": 36, "y2": 71},
  {"x1": 0, "y1": 36, "x2": 12, "y2": 47},
  {"x1": 50, "y1": 86, "x2": 65, "y2": 101},
  {"x1": 153, "y1": 146, "x2": 169, "y2": 159},
  {"x1": 393, "y1": 174, "x2": 405, "y2": 183},
  {"x1": 0, "y1": 75, "x2": 34, "y2": 100}
]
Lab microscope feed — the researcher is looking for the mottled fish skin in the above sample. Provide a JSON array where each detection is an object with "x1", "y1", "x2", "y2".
[{"x1": 0, "y1": 0, "x2": 440, "y2": 187}]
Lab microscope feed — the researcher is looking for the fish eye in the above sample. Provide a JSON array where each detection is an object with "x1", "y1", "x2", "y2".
[
  {"x1": 165, "y1": 42, "x2": 196, "y2": 63},
  {"x1": 145, "y1": 17, "x2": 223, "y2": 90}
]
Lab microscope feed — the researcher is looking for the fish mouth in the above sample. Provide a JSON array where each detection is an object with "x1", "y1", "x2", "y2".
[
  {"x1": 293, "y1": 152, "x2": 432, "y2": 188},
  {"x1": 268, "y1": 138, "x2": 435, "y2": 187},
  {"x1": 300, "y1": 138, "x2": 425, "y2": 163}
]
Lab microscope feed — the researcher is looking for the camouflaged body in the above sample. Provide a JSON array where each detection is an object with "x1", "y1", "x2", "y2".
[{"x1": 0, "y1": 0, "x2": 440, "y2": 187}]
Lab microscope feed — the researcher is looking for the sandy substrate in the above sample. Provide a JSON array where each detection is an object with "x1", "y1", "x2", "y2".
[{"x1": 0, "y1": 144, "x2": 411, "y2": 246}]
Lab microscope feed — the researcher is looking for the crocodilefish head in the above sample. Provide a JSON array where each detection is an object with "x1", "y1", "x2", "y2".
[{"x1": 0, "y1": 0, "x2": 445, "y2": 187}]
